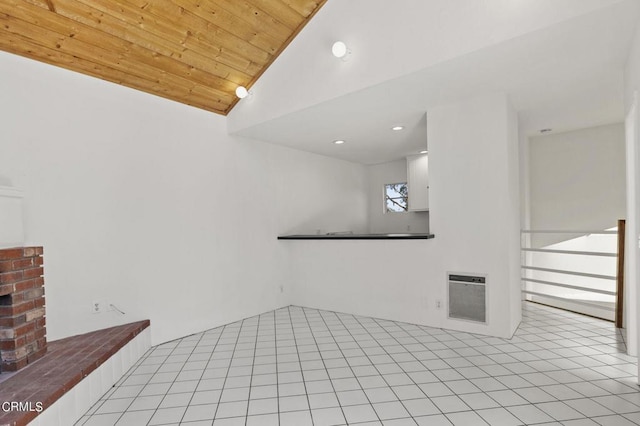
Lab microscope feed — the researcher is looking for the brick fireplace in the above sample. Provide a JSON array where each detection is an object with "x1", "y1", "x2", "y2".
[{"x1": 0, "y1": 247, "x2": 46, "y2": 372}]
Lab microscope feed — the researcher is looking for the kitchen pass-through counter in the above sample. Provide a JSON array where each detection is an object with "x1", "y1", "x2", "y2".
[{"x1": 278, "y1": 233, "x2": 434, "y2": 240}]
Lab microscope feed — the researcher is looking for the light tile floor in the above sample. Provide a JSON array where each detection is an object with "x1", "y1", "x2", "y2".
[{"x1": 76, "y1": 302, "x2": 639, "y2": 425}]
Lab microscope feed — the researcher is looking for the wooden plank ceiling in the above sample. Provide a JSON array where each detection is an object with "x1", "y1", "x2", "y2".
[{"x1": 0, "y1": 0, "x2": 326, "y2": 115}]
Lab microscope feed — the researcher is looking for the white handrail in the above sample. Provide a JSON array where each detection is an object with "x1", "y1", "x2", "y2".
[
  {"x1": 521, "y1": 247, "x2": 617, "y2": 257},
  {"x1": 521, "y1": 226, "x2": 620, "y2": 322},
  {"x1": 522, "y1": 291, "x2": 616, "y2": 312},
  {"x1": 521, "y1": 278, "x2": 616, "y2": 296},
  {"x1": 521, "y1": 265, "x2": 615, "y2": 281}
]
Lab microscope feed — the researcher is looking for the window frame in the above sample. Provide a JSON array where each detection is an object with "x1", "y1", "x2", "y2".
[{"x1": 384, "y1": 182, "x2": 409, "y2": 213}]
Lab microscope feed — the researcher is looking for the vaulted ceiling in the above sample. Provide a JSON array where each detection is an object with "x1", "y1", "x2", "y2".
[{"x1": 0, "y1": 0, "x2": 326, "y2": 115}]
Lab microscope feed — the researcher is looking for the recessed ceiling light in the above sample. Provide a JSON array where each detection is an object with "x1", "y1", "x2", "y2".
[
  {"x1": 333, "y1": 140, "x2": 345, "y2": 145},
  {"x1": 419, "y1": 150, "x2": 428, "y2": 154},
  {"x1": 392, "y1": 126, "x2": 404, "y2": 131}
]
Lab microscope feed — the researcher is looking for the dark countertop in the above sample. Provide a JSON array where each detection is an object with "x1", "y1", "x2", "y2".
[{"x1": 278, "y1": 233, "x2": 435, "y2": 240}]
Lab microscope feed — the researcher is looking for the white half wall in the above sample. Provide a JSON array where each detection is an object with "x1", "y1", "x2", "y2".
[
  {"x1": 0, "y1": 51, "x2": 368, "y2": 345},
  {"x1": 367, "y1": 160, "x2": 429, "y2": 234},
  {"x1": 528, "y1": 124, "x2": 626, "y2": 247},
  {"x1": 287, "y1": 240, "x2": 443, "y2": 328}
]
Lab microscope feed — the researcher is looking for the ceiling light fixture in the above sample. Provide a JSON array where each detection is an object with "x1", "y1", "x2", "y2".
[
  {"x1": 235, "y1": 86, "x2": 250, "y2": 99},
  {"x1": 332, "y1": 41, "x2": 351, "y2": 61},
  {"x1": 333, "y1": 140, "x2": 345, "y2": 145},
  {"x1": 420, "y1": 150, "x2": 428, "y2": 154},
  {"x1": 392, "y1": 126, "x2": 404, "y2": 131}
]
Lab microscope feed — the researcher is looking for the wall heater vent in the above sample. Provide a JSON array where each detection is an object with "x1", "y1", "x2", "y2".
[{"x1": 448, "y1": 273, "x2": 486, "y2": 323}]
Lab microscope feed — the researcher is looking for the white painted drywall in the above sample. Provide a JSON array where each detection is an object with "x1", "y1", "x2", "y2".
[
  {"x1": 430, "y1": 93, "x2": 521, "y2": 338},
  {"x1": 287, "y1": 239, "x2": 444, "y2": 327},
  {"x1": 0, "y1": 186, "x2": 25, "y2": 249},
  {"x1": 508, "y1": 103, "x2": 523, "y2": 329},
  {"x1": 625, "y1": 19, "x2": 640, "y2": 113},
  {"x1": 366, "y1": 159, "x2": 429, "y2": 234},
  {"x1": 270, "y1": 144, "x2": 368, "y2": 236},
  {"x1": 228, "y1": 0, "x2": 627, "y2": 134},
  {"x1": 623, "y1": 17, "x2": 640, "y2": 370},
  {"x1": 290, "y1": 93, "x2": 521, "y2": 339},
  {"x1": 528, "y1": 124, "x2": 626, "y2": 247},
  {"x1": 0, "y1": 52, "x2": 368, "y2": 345},
  {"x1": 625, "y1": 97, "x2": 639, "y2": 359}
]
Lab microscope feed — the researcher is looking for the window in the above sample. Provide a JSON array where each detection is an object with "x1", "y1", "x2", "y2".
[{"x1": 385, "y1": 182, "x2": 408, "y2": 212}]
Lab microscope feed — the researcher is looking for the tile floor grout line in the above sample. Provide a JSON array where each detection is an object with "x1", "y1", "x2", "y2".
[
  {"x1": 241, "y1": 312, "x2": 261, "y2": 426},
  {"x1": 343, "y1": 311, "x2": 452, "y2": 424},
  {"x1": 84, "y1": 330, "x2": 195, "y2": 425},
  {"x1": 148, "y1": 329, "x2": 210, "y2": 426},
  {"x1": 316, "y1": 308, "x2": 394, "y2": 424},
  {"x1": 285, "y1": 306, "x2": 315, "y2": 426},
  {"x1": 299, "y1": 306, "x2": 352, "y2": 426},
  {"x1": 207, "y1": 317, "x2": 246, "y2": 424}
]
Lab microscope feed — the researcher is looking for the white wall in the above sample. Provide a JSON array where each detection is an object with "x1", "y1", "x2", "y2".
[
  {"x1": 508, "y1": 104, "x2": 524, "y2": 330},
  {"x1": 270, "y1": 145, "x2": 368, "y2": 236},
  {"x1": 430, "y1": 92, "x2": 521, "y2": 338},
  {"x1": 0, "y1": 186, "x2": 25, "y2": 249},
  {"x1": 625, "y1": 19, "x2": 640, "y2": 113},
  {"x1": 288, "y1": 240, "x2": 443, "y2": 327},
  {"x1": 367, "y1": 160, "x2": 429, "y2": 234},
  {"x1": 228, "y1": 0, "x2": 626, "y2": 134},
  {"x1": 0, "y1": 52, "x2": 368, "y2": 345},
  {"x1": 290, "y1": 93, "x2": 521, "y2": 339},
  {"x1": 624, "y1": 19, "x2": 640, "y2": 364},
  {"x1": 529, "y1": 124, "x2": 626, "y2": 247}
]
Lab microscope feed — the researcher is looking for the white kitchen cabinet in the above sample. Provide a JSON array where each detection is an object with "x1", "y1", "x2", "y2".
[{"x1": 407, "y1": 154, "x2": 429, "y2": 211}]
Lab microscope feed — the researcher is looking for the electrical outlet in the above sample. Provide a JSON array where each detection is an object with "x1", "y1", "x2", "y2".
[
  {"x1": 92, "y1": 301, "x2": 105, "y2": 314},
  {"x1": 436, "y1": 300, "x2": 442, "y2": 309}
]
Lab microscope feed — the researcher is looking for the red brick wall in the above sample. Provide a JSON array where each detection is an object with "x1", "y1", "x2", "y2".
[{"x1": 0, "y1": 247, "x2": 46, "y2": 372}]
